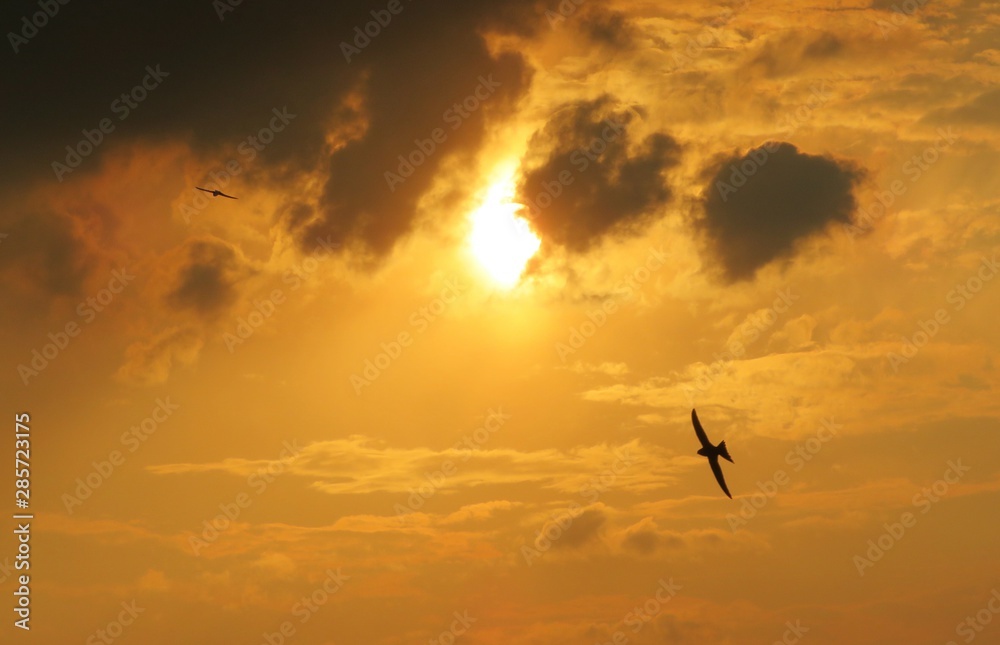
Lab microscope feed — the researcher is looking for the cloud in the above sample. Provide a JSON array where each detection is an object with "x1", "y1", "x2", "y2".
[
  {"x1": 566, "y1": 361, "x2": 631, "y2": 377},
  {"x1": 921, "y1": 88, "x2": 1000, "y2": 127},
  {"x1": 766, "y1": 314, "x2": 818, "y2": 353},
  {"x1": 579, "y1": 8, "x2": 639, "y2": 49},
  {"x1": 147, "y1": 435, "x2": 674, "y2": 497},
  {"x1": 251, "y1": 553, "x2": 297, "y2": 579},
  {"x1": 697, "y1": 142, "x2": 863, "y2": 281},
  {"x1": 2, "y1": 1, "x2": 539, "y2": 262},
  {"x1": 973, "y1": 49, "x2": 1000, "y2": 66},
  {"x1": 517, "y1": 96, "x2": 681, "y2": 252},
  {"x1": 621, "y1": 517, "x2": 680, "y2": 554},
  {"x1": 137, "y1": 569, "x2": 171, "y2": 592},
  {"x1": 540, "y1": 507, "x2": 607, "y2": 549},
  {"x1": 951, "y1": 373, "x2": 990, "y2": 391},
  {"x1": 3, "y1": 2, "x2": 343, "y2": 183},
  {"x1": 280, "y1": 2, "x2": 536, "y2": 258},
  {"x1": 616, "y1": 517, "x2": 756, "y2": 556},
  {"x1": 116, "y1": 325, "x2": 203, "y2": 386},
  {"x1": 743, "y1": 31, "x2": 846, "y2": 78},
  {"x1": 0, "y1": 209, "x2": 98, "y2": 298},
  {"x1": 440, "y1": 500, "x2": 523, "y2": 525},
  {"x1": 165, "y1": 237, "x2": 252, "y2": 317}
]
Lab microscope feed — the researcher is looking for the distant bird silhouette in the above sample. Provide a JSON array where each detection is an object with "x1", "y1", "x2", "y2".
[
  {"x1": 196, "y1": 187, "x2": 238, "y2": 199},
  {"x1": 691, "y1": 408, "x2": 734, "y2": 498}
]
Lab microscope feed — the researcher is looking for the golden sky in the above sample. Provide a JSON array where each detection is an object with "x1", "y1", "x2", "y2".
[{"x1": 1, "y1": 0, "x2": 999, "y2": 643}]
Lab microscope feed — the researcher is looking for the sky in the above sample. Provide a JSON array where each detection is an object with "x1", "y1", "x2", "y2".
[{"x1": 1, "y1": 0, "x2": 999, "y2": 643}]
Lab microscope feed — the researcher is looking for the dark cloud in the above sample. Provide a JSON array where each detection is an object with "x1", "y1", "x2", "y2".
[
  {"x1": 745, "y1": 31, "x2": 845, "y2": 77},
  {"x1": 579, "y1": 9, "x2": 639, "y2": 49},
  {"x1": 550, "y1": 508, "x2": 606, "y2": 548},
  {"x1": 1, "y1": 0, "x2": 538, "y2": 258},
  {"x1": 698, "y1": 142, "x2": 863, "y2": 281},
  {"x1": 166, "y1": 238, "x2": 250, "y2": 316},
  {"x1": 3, "y1": 1, "x2": 338, "y2": 181},
  {"x1": 299, "y1": 44, "x2": 532, "y2": 256},
  {"x1": 0, "y1": 210, "x2": 97, "y2": 298},
  {"x1": 621, "y1": 520, "x2": 685, "y2": 555},
  {"x1": 621, "y1": 527, "x2": 660, "y2": 555},
  {"x1": 516, "y1": 96, "x2": 681, "y2": 252}
]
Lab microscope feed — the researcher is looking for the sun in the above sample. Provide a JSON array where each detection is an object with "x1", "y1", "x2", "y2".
[{"x1": 467, "y1": 173, "x2": 541, "y2": 289}]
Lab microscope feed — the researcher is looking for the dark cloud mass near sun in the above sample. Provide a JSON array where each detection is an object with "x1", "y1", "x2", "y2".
[
  {"x1": 0, "y1": 0, "x2": 538, "y2": 262},
  {"x1": 517, "y1": 96, "x2": 681, "y2": 252},
  {"x1": 299, "y1": 47, "x2": 532, "y2": 257},
  {"x1": 699, "y1": 142, "x2": 863, "y2": 281}
]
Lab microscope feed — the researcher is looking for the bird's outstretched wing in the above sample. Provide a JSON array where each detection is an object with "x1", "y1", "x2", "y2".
[
  {"x1": 218, "y1": 191, "x2": 238, "y2": 199},
  {"x1": 691, "y1": 408, "x2": 711, "y2": 450},
  {"x1": 708, "y1": 455, "x2": 732, "y2": 498},
  {"x1": 195, "y1": 187, "x2": 212, "y2": 193}
]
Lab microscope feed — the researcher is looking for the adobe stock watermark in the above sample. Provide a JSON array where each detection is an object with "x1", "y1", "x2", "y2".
[
  {"x1": 521, "y1": 445, "x2": 635, "y2": 565},
  {"x1": 52, "y1": 65, "x2": 169, "y2": 182},
  {"x1": 257, "y1": 568, "x2": 349, "y2": 645},
  {"x1": 846, "y1": 126, "x2": 957, "y2": 238},
  {"x1": 181, "y1": 107, "x2": 296, "y2": 223},
  {"x1": 85, "y1": 600, "x2": 144, "y2": 645},
  {"x1": 7, "y1": 0, "x2": 70, "y2": 53},
  {"x1": 772, "y1": 620, "x2": 810, "y2": 645},
  {"x1": 188, "y1": 440, "x2": 304, "y2": 555},
  {"x1": 876, "y1": 0, "x2": 931, "y2": 39},
  {"x1": 429, "y1": 610, "x2": 477, "y2": 645},
  {"x1": 384, "y1": 74, "x2": 502, "y2": 192},
  {"x1": 853, "y1": 458, "x2": 970, "y2": 576},
  {"x1": 681, "y1": 287, "x2": 798, "y2": 403},
  {"x1": 555, "y1": 247, "x2": 668, "y2": 362},
  {"x1": 0, "y1": 557, "x2": 14, "y2": 585},
  {"x1": 18, "y1": 266, "x2": 135, "y2": 385},
  {"x1": 213, "y1": 0, "x2": 248, "y2": 21},
  {"x1": 61, "y1": 398, "x2": 180, "y2": 514},
  {"x1": 886, "y1": 254, "x2": 997, "y2": 373},
  {"x1": 545, "y1": 0, "x2": 588, "y2": 27},
  {"x1": 350, "y1": 277, "x2": 465, "y2": 394},
  {"x1": 945, "y1": 589, "x2": 1000, "y2": 645},
  {"x1": 223, "y1": 235, "x2": 339, "y2": 353},
  {"x1": 715, "y1": 82, "x2": 833, "y2": 203},
  {"x1": 727, "y1": 418, "x2": 841, "y2": 531},
  {"x1": 394, "y1": 407, "x2": 511, "y2": 523},
  {"x1": 594, "y1": 578, "x2": 681, "y2": 645}
]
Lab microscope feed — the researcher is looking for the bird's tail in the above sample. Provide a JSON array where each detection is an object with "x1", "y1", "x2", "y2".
[{"x1": 717, "y1": 440, "x2": 734, "y2": 463}]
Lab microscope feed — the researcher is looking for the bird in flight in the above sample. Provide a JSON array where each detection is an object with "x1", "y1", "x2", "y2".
[
  {"x1": 196, "y1": 187, "x2": 238, "y2": 199},
  {"x1": 691, "y1": 408, "x2": 734, "y2": 498}
]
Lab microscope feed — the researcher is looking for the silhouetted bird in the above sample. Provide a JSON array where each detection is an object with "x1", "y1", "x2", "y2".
[
  {"x1": 196, "y1": 187, "x2": 238, "y2": 199},
  {"x1": 691, "y1": 408, "x2": 734, "y2": 498}
]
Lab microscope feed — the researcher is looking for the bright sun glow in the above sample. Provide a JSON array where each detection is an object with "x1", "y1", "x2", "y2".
[{"x1": 468, "y1": 173, "x2": 541, "y2": 288}]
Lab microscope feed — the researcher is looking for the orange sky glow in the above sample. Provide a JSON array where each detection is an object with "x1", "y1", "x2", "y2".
[{"x1": 1, "y1": 1, "x2": 999, "y2": 644}]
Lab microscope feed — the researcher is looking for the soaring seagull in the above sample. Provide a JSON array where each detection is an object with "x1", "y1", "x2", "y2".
[
  {"x1": 691, "y1": 408, "x2": 734, "y2": 498},
  {"x1": 196, "y1": 187, "x2": 238, "y2": 199}
]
